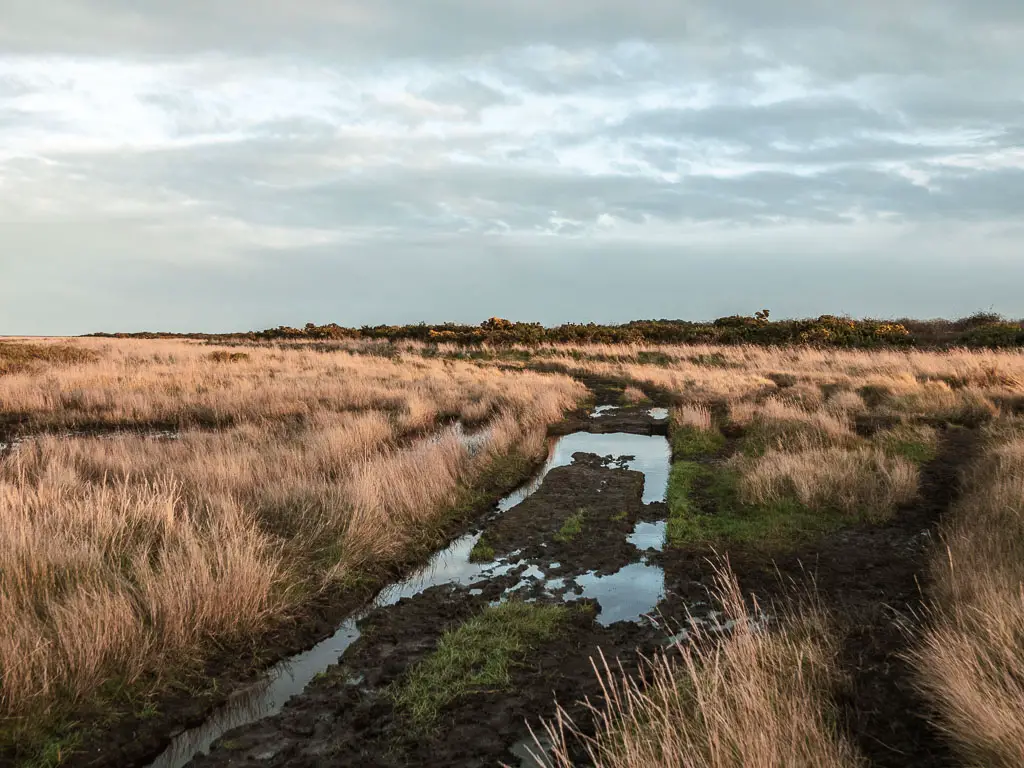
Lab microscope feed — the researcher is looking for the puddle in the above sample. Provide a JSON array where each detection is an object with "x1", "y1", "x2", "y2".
[
  {"x1": 375, "y1": 532, "x2": 516, "y2": 608},
  {"x1": 647, "y1": 407, "x2": 669, "y2": 420},
  {"x1": 628, "y1": 520, "x2": 666, "y2": 552},
  {"x1": 145, "y1": 429, "x2": 670, "y2": 767},
  {"x1": 147, "y1": 619, "x2": 361, "y2": 768},
  {"x1": 564, "y1": 561, "x2": 665, "y2": 626},
  {"x1": 499, "y1": 431, "x2": 670, "y2": 510},
  {"x1": 590, "y1": 405, "x2": 619, "y2": 418}
]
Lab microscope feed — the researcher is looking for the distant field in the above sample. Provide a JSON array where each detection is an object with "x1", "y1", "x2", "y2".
[{"x1": 2, "y1": 337, "x2": 1023, "y2": 767}]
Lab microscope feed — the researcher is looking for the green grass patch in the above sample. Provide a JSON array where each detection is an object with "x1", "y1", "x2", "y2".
[
  {"x1": 873, "y1": 424, "x2": 939, "y2": 464},
  {"x1": 666, "y1": 461, "x2": 845, "y2": 549},
  {"x1": 553, "y1": 509, "x2": 586, "y2": 543},
  {"x1": 468, "y1": 536, "x2": 495, "y2": 563},
  {"x1": 671, "y1": 425, "x2": 726, "y2": 459},
  {"x1": 392, "y1": 601, "x2": 569, "y2": 727}
]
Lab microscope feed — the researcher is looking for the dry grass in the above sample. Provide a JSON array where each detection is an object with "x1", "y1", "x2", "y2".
[
  {"x1": 910, "y1": 431, "x2": 1024, "y2": 767},
  {"x1": 532, "y1": 567, "x2": 862, "y2": 768},
  {"x1": 672, "y1": 404, "x2": 714, "y2": 432},
  {"x1": 737, "y1": 447, "x2": 919, "y2": 520},
  {"x1": 621, "y1": 386, "x2": 649, "y2": 404},
  {"x1": 0, "y1": 338, "x2": 585, "y2": 753},
  {"x1": 0, "y1": 338, "x2": 575, "y2": 433}
]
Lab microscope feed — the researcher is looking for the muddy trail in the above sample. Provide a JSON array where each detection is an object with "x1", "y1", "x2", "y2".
[
  {"x1": 119, "y1": 396, "x2": 676, "y2": 768},
  {"x1": 63, "y1": 376, "x2": 975, "y2": 768}
]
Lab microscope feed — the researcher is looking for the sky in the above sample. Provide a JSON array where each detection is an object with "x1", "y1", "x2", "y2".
[{"x1": 1, "y1": 1, "x2": 1023, "y2": 334}]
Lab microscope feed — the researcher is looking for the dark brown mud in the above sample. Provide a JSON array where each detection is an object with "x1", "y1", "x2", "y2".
[
  {"x1": 187, "y1": 588, "x2": 655, "y2": 768},
  {"x1": 150, "y1": 400, "x2": 672, "y2": 768}
]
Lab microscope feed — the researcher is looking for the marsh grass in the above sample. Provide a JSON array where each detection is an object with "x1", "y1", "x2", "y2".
[
  {"x1": 0, "y1": 341, "x2": 98, "y2": 376},
  {"x1": 553, "y1": 509, "x2": 586, "y2": 543}
]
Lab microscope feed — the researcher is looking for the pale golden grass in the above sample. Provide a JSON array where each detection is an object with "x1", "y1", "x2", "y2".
[
  {"x1": 0, "y1": 339, "x2": 585, "y2": 744},
  {"x1": 513, "y1": 343, "x2": 1024, "y2": 409},
  {"x1": 0, "y1": 338, "x2": 577, "y2": 433},
  {"x1": 910, "y1": 432, "x2": 1024, "y2": 767},
  {"x1": 735, "y1": 447, "x2": 919, "y2": 519},
  {"x1": 533, "y1": 567, "x2": 862, "y2": 768},
  {"x1": 621, "y1": 386, "x2": 649, "y2": 404},
  {"x1": 824, "y1": 390, "x2": 868, "y2": 416},
  {"x1": 672, "y1": 404, "x2": 714, "y2": 432},
  {"x1": 0, "y1": 476, "x2": 286, "y2": 721},
  {"x1": 735, "y1": 398, "x2": 862, "y2": 453}
]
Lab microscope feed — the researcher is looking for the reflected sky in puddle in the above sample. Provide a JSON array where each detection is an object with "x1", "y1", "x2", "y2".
[
  {"x1": 590, "y1": 405, "x2": 619, "y2": 418},
  {"x1": 569, "y1": 561, "x2": 665, "y2": 626},
  {"x1": 499, "y1": 431, "x2": 670, "y2": 510},
  {"x1": 628, "y1": 520, "x2": 666, "y2": 552},
  {"x1": 147, "y1": 618, "x2": 361, "y2": 768},
  {"x1": 647, "y1": 407, "x2": 669, "y2": 420}
]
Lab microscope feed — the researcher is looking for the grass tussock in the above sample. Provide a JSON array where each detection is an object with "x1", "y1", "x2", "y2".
[
  {"x1": 737, "y1": 447, "x2": 919, "y2": 521},
  {"x1": 620, "y1": 386, "x2": 650, "y2": 404},
  {"x1": 553, "y1": 509, "x2": 586, "y2": 543},
  {"x1": 392, "y1": 601, "x2": 569, "y2": 728},
  {"x1": 0, "y1": 339, "x2": 586, "y2": 760},
  {"x1": 533, "y1": 567, "x2": 862, "y2": 768},
  {"x1": 910, "y1": 432, "x2": 1024, "y2": 767}
]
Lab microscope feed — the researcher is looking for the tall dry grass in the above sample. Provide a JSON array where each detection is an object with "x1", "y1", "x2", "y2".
[
  {"x1": 0, "y1": 339, "x2": 585, "y2": 751},
  {"x1": 508, "y1": 342, "x2": 1024, "y2": 412},
  {"x1": 737, "y1": 447, "x2": 919, "y2": 519},
  {"x1": 533, "y1": 567, "x2": 862, "y2": 768},
  {"x1": 0, "y1": 338, "x2": 576, "y2": 434},
  {"x1": 910, "y1": 430, "x2": 1024, "y2": 767}
]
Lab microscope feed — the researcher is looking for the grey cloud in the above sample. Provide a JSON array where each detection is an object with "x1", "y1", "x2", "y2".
[{"x1": 3, "y1": 0, "x2": 1024, "y2": 334}]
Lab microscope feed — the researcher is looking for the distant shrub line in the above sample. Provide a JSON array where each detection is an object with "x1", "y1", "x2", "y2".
[{"x1": 85, "y1": 311, "x2": 1024, "y2": 349}]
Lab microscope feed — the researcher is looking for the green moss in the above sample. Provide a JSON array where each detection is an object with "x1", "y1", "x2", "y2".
[
  {"x1": 468, "y1": 536, "x2": 495, "y2": 563},
  {"x1": 666, "y1": 462, "x2": 845, "y2": 549},
  {"x1": 18, "y1": 732, "x2": 82, "y2": 768},
  {"x1": 391, "y1": 602, "x2": 568, "y2": 727},
  {"x1": 553, "y1": 509, "x2": 586, "y2": 543},
  {"x1": 671, "y1": 425, "x2": 726, "y2": 459},
  {"x1": 611, "y1": 509, "x2": 629, "y2": 522}
]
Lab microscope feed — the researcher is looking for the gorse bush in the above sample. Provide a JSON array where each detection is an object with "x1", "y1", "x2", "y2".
[{"x1": 90, "y1": 312, "x2": 1024, "y2": 349}]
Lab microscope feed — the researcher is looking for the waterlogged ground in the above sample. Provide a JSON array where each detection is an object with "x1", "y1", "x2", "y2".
[{"x1": 70, "y1": 385, "x2": 973, "y2": 768}]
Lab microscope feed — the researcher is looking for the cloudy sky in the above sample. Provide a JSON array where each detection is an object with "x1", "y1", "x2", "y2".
[{"x1": 2, "y1": 1, "x2": 1023, "y2": 334}]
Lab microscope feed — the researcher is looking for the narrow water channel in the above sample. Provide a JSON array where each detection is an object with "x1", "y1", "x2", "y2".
[{"x1": 147, "y1": 423, "x2": 671, "y2": 768}]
